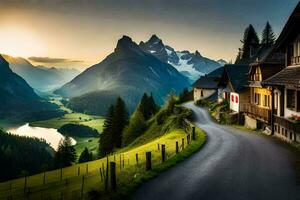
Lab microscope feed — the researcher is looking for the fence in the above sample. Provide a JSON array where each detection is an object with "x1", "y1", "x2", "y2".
[{"x1": 0, "y1": 126, "x2": 197, "y2": 200}]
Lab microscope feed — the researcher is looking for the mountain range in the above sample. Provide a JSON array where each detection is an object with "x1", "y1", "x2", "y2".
[
  {"x1": 139, "y1": 34, "x2": 226, "y2": 82},
  {"x1": 0, "y1": 55, "x2": 63, "y2": 122},
  {"x1": 2, "y1": 55, "x2": 80, "y2": 92},
  {"x1": 54, "y1": 35, "x2": 190, "y2": 115}
]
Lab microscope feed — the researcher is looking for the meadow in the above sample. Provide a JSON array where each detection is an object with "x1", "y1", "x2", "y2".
[{"x1": 0, "y1": 126, "x2": 206, "y2": 199}]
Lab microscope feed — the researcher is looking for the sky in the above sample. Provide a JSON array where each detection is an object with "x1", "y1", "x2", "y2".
[{"x1": 0, "y1": 0, "x2": 298, "y2": 70}]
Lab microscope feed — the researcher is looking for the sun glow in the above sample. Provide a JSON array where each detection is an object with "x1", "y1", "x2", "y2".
[{"x1": 0, "y1": 26, "x2": 45, "y2": 57}]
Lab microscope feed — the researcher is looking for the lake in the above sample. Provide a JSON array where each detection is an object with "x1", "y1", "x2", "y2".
[{"x1": 8, "y1": 123, "x2": 76, "y2": 150}]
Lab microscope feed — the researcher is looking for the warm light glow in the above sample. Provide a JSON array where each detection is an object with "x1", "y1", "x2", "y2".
[{"x1": 0, "y1": 26, "x2": 45, "y2": 57}]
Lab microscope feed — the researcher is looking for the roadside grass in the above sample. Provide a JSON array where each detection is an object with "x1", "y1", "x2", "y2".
[{"x1": 0, "y1": 127, "x2": 206, "y2": 200}]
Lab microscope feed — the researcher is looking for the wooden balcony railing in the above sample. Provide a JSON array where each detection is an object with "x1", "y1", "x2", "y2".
[
  {"x1": 291, "y1": 56, "x2": 300, "y2": 65},
  {"x1": 274, "y1": 115, "x2": 300, "y2": 134},
  {"x1": 240, "y1": 103, "x2": 271, "y2": 123}
]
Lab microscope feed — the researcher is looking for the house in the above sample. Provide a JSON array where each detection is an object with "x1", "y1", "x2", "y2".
[
  {"x1": 217, "y1": 64, "x2": 250, "y2": 113},
  {"x1": 262, "y1": 2, "x2": 300, "y2": 142},
  {"x1": 193, "y1": 67, "x2": 224, "y2": 102},
  {"x1": 242, "y1": 45, "x2": 285, "y2": 130}
]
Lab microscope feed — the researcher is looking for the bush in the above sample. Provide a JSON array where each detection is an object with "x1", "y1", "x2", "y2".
[{"x1": 58, "y1": 124, "x2": 99, "y2": 137}]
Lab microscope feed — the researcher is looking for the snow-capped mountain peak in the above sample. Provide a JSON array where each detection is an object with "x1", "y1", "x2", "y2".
[{"x1": 139, "y1": 35, "x2": 226, "y2": 83}]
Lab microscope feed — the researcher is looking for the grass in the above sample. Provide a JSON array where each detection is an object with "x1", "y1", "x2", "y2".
[
  {"x1": 0, "y1": 125, "x2": 206, "y2": 200},
  {"x1": 73, "y1": 137, "x2": 100, "y2": 157}
]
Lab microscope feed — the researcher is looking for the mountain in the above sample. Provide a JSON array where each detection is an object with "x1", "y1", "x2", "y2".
[
  {"x1": 139, "y1": 34, "x2": 226, "y2": 82},
  {"x1": 0, "y1": 55, "x2": 63, "y2": 122},
  {"x1": 55, "y1": 35, "x2": 190, "y2": 115},
  {"x1": 2, "y1": 55, "x2": 80, "y2": 92}
]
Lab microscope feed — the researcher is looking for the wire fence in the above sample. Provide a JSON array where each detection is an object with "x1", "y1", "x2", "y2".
[{"x1": 0, "y1": 123, "x2": 197, "y2": 200}]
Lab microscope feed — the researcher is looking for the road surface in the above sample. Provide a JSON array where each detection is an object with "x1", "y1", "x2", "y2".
[{"x1": 129, "y1": 103, "x2": 300, "y2": 200}]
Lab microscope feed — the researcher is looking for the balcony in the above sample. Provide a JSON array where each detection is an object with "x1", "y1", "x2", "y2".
[
  {"x1": 274, "y1": 116, "x2": 300, "y2": 134},
  {"x1": 241, "y1": 103, "x2": 271, "y2": 123},
  {"x1": 291, "y1": 56, "x2": 300, "y2": 65}
]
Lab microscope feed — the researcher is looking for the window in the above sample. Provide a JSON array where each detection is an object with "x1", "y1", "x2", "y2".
[
  {"x1": 287, "y1": 89, "x2": 296, "y2": 110},
  {"x1": 255, "y1": 93, "x2": 261, "y2": 105},
  {"x1": 201, "y1": 90, "x2": 203, "y2": 97},
  {"x1": 254, "y1": 67, "x2": 262, "y2": 81},
  {"x1": 263, "y1": 95, "x2": 268, "y2": 107},
  {"x1": 236, "y1": 96, "x2": 238, "y2": 103},
  {"x1": 274, "y1": 93, "x2": 278, "y2": 109},
  {"x1": 231, "y1": 95, "x2": 234, "y2": 102}
]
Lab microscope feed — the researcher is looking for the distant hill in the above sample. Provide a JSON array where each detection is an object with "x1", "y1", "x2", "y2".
[
  {"x1": 2, "y1": 55, "x2": 80, "y2": 92},
  {"x1": 55, "y1": 36, "x2": 190, "y2": 115},
  {"x1": 139, "y1": 34, "x2": 226, "y2": 82},
  {"x1": 0, "y1": 55, "x2": 63, "y2": 122}
]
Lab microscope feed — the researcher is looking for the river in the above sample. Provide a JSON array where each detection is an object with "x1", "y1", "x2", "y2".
[{"x1": 8, "y1": 123, "x2": 76, "y2": 150}]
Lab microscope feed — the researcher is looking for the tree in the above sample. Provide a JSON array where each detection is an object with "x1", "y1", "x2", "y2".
[
  {"x1": 122, "y1": 110, "x2": 147, "y2": 146},
  {"x1": 137, "y1": 93, "x2": 158, "y2": 120},
  {"x1": 78, "y1": 148, "x2": 93, "y2": 163},
  {"x1": 113, "y1": 97, "x2": 129, "y2": 148},
  {"x1": 99, "y1": 105, "x2": 115, "y2": 156},
  {"x1": 261, "y1": 22, "x2": 276, "y2": 45},
  {"x1": 54, "y1": 136, "x2": 77, "y2": 168},
  {"x1": 235, "y1": 24, "x2": 260, "y2": 64}
]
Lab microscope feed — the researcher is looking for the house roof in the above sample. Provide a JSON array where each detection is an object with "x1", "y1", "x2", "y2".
[
  {"x1": 262, "y1": 66, "x2": 300, "y2": 88},
  {"x1": 193, "y1": 76, "x2": 218, "y2": 89},
  {"x1": 274, "y1": 2, "x2": 300, "y2": 51},
  {"x1": 250, "y1": 44, "x2": 285, "y2": 66},
  {"x1": 219, "y1": 64, "x2": 250, "y2": 93},
  {"x1": 207, "y1": 66, "x2": 224, "y2": 78}
]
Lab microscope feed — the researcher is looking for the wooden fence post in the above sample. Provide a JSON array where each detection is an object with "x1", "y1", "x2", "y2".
[
  {"x1": 176, "y1": 141, "x2": 179, "y2": 154},
  {"x1": 122, "y1": 154, "x2": 125, "y2": 168},
  {"x1": 146, "y1": 152, "x2": 152, "y2": 171},
  {"x1": 102, "y1": 163, "x2": 105, "y2": 176},
  {"x1": 161, "y1": 144, "x2": 166, "y2": 162},
  {"x1": 128, "y1": 154, "x2": 130, "y2": 165},
  {"x1": 136, "y1": 153, "x2": 139, "y2": 166},
  {"x1": 192, "y1": 127, "x2": 196, "y2": 140},
  {"x1": 100, "y1": 167, "x2": 103, "y2": 182},
  {"x1": 81, "y1": 175, "x2": 85, "y2": 199},
  {"x1": 78, "y1": 166, "x2": 80, "y2": 176},
  {"x1": 86, "y1": 164, "x2": 88, "y2": 174},
  {"x1": 110, "y1": 162, "x2": 117, "y2": 191},
  {"x1": 182, "y1": 138, "x2": 185, "y2": 150},
  {"x1": 187, "y1": 134, "x2": 190, "y2": 145},
  {"x1": 105, "y1": 157, "x2": 109, "y2": 191}
]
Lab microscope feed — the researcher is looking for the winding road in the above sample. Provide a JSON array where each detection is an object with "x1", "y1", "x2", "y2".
[{"x1": 130, "y1": 103, "x2": 300, "y2": 200}]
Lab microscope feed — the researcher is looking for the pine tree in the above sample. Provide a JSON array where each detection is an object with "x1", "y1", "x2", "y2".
[
  {"x1": 239, "y1": 24, "x2": 260, "y2": 61},
  {"x1": 138, "y1": 93, "x2": 150, "y2": 120},
  {"x1": 54, "y1": 136, "x2": 77, "y2": 168},
  {"x1": 113, "y1": 97, "x2": 128, "y2": 148},
  {"x1": 99, "y1": 105, "x2": 115, "y2": 156},
  {"x1": 261, "y1": 22, "x2": 276, "y2": 45},
  {"x1": 78, "y1": 147, "x2": 93, "y2": 163},
  {"x1": 148, "y1": 93, "x2": 158, "y2": 116},
  {"x1": 122, "y1": 110, "x2": 147, "y2": 146}
]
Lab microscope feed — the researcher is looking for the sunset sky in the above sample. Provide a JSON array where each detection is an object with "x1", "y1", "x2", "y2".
[{"x1": 0, "y1": 0, "x2": 298, "y2": 70}]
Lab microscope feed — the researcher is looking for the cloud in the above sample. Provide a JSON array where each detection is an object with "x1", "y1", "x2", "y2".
[{"x1": 28, "y1": 56, "x2": 83, "y2": 64}]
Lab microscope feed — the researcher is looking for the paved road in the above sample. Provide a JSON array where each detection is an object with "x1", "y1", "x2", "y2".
[{"x1": 130, "y1": 103, "x2": 300, "y2": 200}]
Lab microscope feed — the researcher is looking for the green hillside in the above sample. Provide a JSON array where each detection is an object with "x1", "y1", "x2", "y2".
[{"x1": 0, "y1": 103, "x2": 206, "y2": 199}]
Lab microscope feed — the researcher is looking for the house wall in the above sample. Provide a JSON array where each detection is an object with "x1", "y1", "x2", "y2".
[
  {"x1": 251, "y1": 87, "x2": 272, "y2": 109},
  {"x1": 230, "y1": 92, "x2": 239, "y2": 112},
  {"x1": 193, "y1": 88, "x2": 216, "y2": 102}
]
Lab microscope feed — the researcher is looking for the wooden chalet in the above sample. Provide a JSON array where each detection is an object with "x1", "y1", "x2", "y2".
[
  {"x1": 263, "y1": 2, "x2": 300, "y2": 142},
  {"x1": 217, "y1": 64, "x2": 250, "y2": 113},
  {"x1": 242, "y1": 45, "x2": 285, "y2": 129},
  {"x1": 193, "y1": 67, "x2": 224, "y2": 102}
]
